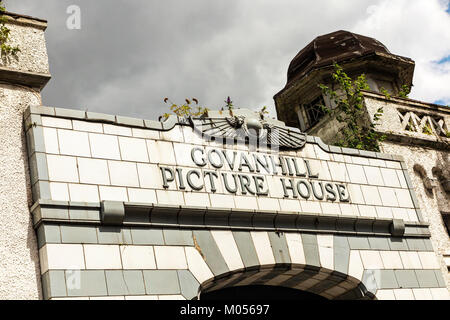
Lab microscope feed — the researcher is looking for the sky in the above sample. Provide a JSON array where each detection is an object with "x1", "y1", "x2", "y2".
[{"x1": 5, "y1": 0, "x2": 450, "y2": 120}]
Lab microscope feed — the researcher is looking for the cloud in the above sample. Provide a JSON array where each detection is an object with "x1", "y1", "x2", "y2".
[
  {"x1": 4, "y1": 0, "x2": 450, "y2": 121},
  {"x1": 352, "y1": 0, "x2": 450, "y2": 105}
]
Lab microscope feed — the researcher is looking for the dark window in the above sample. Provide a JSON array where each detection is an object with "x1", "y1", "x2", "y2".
[
  {"x1": 443, "y1": 214, "x2": 450, "y2": 236},
  {"x1": 376, "y1": 80, "x2": 394, "y2": 94},
  {"x1": 304, "y1": 96, "x2": 326, "y2": 130}
]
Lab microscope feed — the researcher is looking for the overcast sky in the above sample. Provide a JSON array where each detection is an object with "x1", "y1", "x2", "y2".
[{"x1": 5, "y1": 0, "x2": 450, "y2": 120}]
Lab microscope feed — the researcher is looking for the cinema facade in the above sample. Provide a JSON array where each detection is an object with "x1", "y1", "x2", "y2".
[{"x1": 1, "y1": 13, "x2": 449, "y2": 300}]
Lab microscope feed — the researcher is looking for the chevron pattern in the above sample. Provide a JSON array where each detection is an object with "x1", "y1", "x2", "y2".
[{"x1": 397, "y1": 110, "x2": 448, "y2": 137}]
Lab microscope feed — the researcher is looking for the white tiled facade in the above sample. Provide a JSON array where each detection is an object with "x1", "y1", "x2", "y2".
[
  {"x1": 36, "y1": 231, "x2": 449, "y2": 300},
  {"x1": 39, "y1": 115, "x2": 421, "y2": 222},
  {"x1": 28, "y1": 111, "x2": 449, "y2": 301}
]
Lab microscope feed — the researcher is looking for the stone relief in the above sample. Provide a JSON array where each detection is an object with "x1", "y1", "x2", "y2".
[{"x1": 190, "y1": 115, "x2": 307, "y2": 149}]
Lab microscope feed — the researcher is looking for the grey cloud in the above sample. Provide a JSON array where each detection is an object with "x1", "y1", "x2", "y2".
[{"x1": 6, "y1": 0, "x2": 376, "y2": 120}]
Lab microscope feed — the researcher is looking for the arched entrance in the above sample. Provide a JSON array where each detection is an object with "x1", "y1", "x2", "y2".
[{"x1": 196, "y1": 264, "x2": 375, "y2": 300}]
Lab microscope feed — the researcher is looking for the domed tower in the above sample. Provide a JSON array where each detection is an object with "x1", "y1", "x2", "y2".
[{"x1": 274, "y1": 30, "x2": 415, "y2": 133}]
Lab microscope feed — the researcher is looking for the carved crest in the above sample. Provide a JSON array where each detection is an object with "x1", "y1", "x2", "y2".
[{"x1": 189, "y1": 115, "x2": 307, "y2": 149}]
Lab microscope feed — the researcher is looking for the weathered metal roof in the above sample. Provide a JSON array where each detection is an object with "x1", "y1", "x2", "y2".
[
  {"x1": 3, "y1": 11, "x2": 48, "y2": 23},
  {"x1": 285, "y1": 30, "x2": 413, "y2": 86}
]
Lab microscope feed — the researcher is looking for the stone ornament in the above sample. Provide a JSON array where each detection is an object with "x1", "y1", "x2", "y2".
[
  {"x1": 397, "y1": 109, "x2": 448, "y2": 137},
  {"x1": 190, "y1": 115, "x2": 307, "y2": 149}
]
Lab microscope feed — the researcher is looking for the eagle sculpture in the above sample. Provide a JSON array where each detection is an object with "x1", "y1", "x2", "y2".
[{"x1": 189, "y1": 115, "x2": 307, "y2": 149}]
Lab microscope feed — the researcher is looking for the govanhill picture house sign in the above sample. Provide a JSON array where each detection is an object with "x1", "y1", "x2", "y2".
[
  {"x1": 28, "y1": 107, "x2": 422, "y2": 227},
  {"x1": 161, "y1": 114, "x2": 350, "y2": 203},
  {"x1": 160, "y1": 144, "x2": 350, "y2": 203}
]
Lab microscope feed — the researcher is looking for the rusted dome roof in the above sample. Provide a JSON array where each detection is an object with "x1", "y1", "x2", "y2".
[{"x1": 286, "y1": 30, "x2": 395, "y2": 85}]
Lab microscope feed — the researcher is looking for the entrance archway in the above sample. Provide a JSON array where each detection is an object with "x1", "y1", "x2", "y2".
[
  {"x1": 197, "y1": 264, "x2": 375, "y2": 300},
  {"x1": 200, "y1": 284, "x2": 327, "y2": 300}
]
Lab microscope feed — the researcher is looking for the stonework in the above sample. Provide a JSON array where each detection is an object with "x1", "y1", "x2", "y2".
[
  {"x1": 0, "y1": 13, "x2": 50, "y2": 300},
  {"x1": 0, "y1": 85, "x2": 42, "y2": 299},
  {"x1": 279, "y1": 61, "x2": 450, "y2": 294},
  {"x1": 0, "y1": 13, "x2": 49, "y2": 75},
  {"x1": 273, "y1": 30, "x2": 450, "y2": 295},
  {"x1": 363, "y1": 94, "x2": 450, "y2": 289},
  {"x1": 380, "y1": 142, "x2": 450, "y2": 289}
]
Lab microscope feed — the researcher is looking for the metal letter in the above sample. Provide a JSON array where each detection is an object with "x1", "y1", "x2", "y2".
[
  {"x1": 336, "y1": 184, "x2": 350, "y2": 202},
  {"x1": 270, "y1": 156, "x2": 287, "y2": 175},
  {"x1": 208, "y1": 149, "x2": 224, "y2": 169},
  {"x1": 238, "y1": 153, "x2": 255, "y2": 172},
  {"x1": 253, "y1": 154, "x2": 271, "y2": 174},
  {"x1": 325, "y1": 183, "x2": 337, "y2": 201},
  {"x1": 253, "y1": 176, "x2": 269, "y2": 196},
  {"x1": 304, "y1": 160, "x2": 319, "y2": 178},
  {"x1": 222, "y1": 150, "x2": 237, "y2": 170},
  {"x1": 204, "y1": 171, "x2": 219, "y2": 193},
  {"x1": 222, "y1": 173, "x2": 238, "y2": 193},
  {"x1": 191, "y1": 148, "x2": 206, "y2": 167},
  {"x1": 297, "y1": 180, "x2": 312, "y2": 200},
  {"x1": 286, "y1": 158, "x2": 295, "y2": 176},
  {"x1": 176, "y1": 168, "x2": 186, "y2": 190},
  {"x1": 238, "y1": 174, "x2": 255, "y2": 195},
  {"x1": 292, "y1": 158, "x2": 307, "y2": 177},
  {"x1": 187, "y1": 170, "x2": 204, "y2": 191},
  {"x1": 281, "y1": 178, "x2": 298, "y2": 198},
  {"x1": 161, "y1": 167, "x2": 175, "y2": 189},
  {"x1": 310, "y1": 181, "x2": 324, "y2": 200}
]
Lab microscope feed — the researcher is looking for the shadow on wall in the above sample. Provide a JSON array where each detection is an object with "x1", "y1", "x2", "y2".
[
  {"x1": 22, "y1": 116, "x2": 43, "y2": 299},
  {"x1": 434, "y1": 150, "x2": 450, "y2": 234}
]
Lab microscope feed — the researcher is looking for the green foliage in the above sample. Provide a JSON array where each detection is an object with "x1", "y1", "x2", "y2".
[
  {"x1": 379, "y1": 87, "x2": 391, "y2": 100},
  {"x1": 223, "y1": 96, "x2": 233, "y2": 111},
  {"x1": 397, "y1": 84, "x2": 412, "y2": 98},
  {"x1": 0, "y1": 1, "x2": 20, "y2": 61},
  {"x1": 259, "y1": 105, "x2": 269, "y2": 116},
  {"x1": 161, "y1": 97, "x2": 209, "y2": 120},
  {"x1": 422, "y1": 123, "x2": 433, "y2": 135},
  {"x1": 221, "y1": 96, "x2": 269, "y2": 116},
  {"x1": 404, "y1": 117, "x2": 415, "y2": 132},
  {"x1": 381, "y1": 84, "x2": 411, "y2": 100},
  {"x1": 318, "y1": 63, "x2": 386, "y2": 152},
  {"x1": 162, "y1": 96, "x2": 270, "y2": 120},
  {"x1": 446, "y1": 131, "x2": 450, "y2": 138}
]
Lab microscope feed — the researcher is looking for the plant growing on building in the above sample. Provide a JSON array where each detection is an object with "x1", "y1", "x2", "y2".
[
  {"x1": 379, "y1": 87, "x2": 391, "y2": 100},
  {"x1": 223, "y1": 96, "x2": 233, "y2": 111},
  {"x1": 422, "y1": 122, "x2": 433, "y2": 135},
  {"x1": 259, "y1": 105, "x2": 269, "y2": 116},
  {"x1": 162, "y1": 96, "x2": 270, "y2": 120},
  {"x1": 397, "y1": 84, "x2": 412, "y2": 98},
  {"x1": 220, "y1": 96, "x2": 270, "y2": 116},
  {"x1": 318, "y1": 63, "x2": 386, "y2": 152},
  {"x1": 380, "y1": 84, "x2": 412, "y2": 100},
  {"x1": 161, "y1": 97, "x2": 209, "y2": 120},
  {"x1": 0, "y1": 1, "x2": 20, "y2": 61}
]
